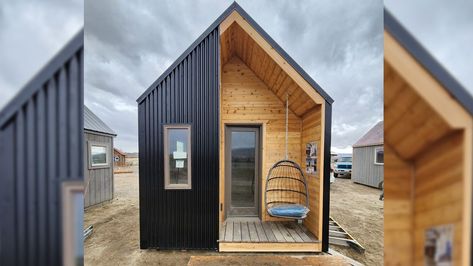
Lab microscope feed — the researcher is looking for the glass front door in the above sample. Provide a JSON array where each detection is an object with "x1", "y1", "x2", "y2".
[{"x1": 225, "y1": 126, "x2": 260, "y2": 217}]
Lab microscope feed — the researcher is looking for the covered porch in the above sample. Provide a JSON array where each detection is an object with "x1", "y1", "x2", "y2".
[{"x1": 218, "y1": 9, "x2": 330, "y2": 253}]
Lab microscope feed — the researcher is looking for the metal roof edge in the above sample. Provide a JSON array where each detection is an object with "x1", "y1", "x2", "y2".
[
  {"x1": 352, "y1": 142, "x2": 383, "y2": 148},
  {"x1": 384, "y1": 9, "x2": 473, "y2": 116},
  {"x1": 136, "y1": 3, "x2": 237, "y2": 103},
  {"x1": 84, "y1": 128, "x2": 117, "y2": 137},
  {"x1": 137, "y1": 2, "x2": 334, "y2": 105},
  {"x1": 0, "y1": 29, "x2": 84, "y2": 127}
]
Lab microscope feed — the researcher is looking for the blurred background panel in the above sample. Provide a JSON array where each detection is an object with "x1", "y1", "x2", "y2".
[
  {"x1": 384, "y1": 2, "x2": 473, "y2": 265},
  {"x1": 0, "y1": 1, "x2": 84, "y2": 265}
]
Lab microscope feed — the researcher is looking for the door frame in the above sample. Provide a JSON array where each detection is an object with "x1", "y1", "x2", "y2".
[{"x1": 224, "y1": 125, "x2": 262, "y2": 219}]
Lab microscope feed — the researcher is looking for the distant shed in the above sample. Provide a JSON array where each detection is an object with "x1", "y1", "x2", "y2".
[
  {"x1": 84, "y1": 106, "x2": 116, "y2": 208},
  {"x1": 114, "y1": 148, "x2": 127, "y2": 167},
  {"x1": 352, "y1": 121, "x2": 384, "y2": 187}
]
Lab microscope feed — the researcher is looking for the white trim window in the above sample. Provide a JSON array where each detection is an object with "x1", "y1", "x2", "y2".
[
  {"x1": 88, "y1": 141, "x2": 110, "y2": 169},
  {"x1": 164, "y1": 125, "x2": 192, "y2": 189},
  {"x1": 374, "y1": 146, "x2": 384, "y2": 165}
]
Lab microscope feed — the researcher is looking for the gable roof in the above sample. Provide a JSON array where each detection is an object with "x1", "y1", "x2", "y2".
[
  {"x1": 137, "y1": 2, "x2": 333, "y2": 104},
  {"x1": 84, "y1": 105, "x2": 116, "y2": 136},
  {"x1": 0, "y1": 29, "x2": 84, "y2": 127},
  {"x1": 353, "y1": 121, "x2": 383, "y2": 148},
  {"x1": 385, "y1": 9, "x2": 473, "y2": 116},
  {"x1": 114, "y1": 148, "x2": 126, "y2": 156}
]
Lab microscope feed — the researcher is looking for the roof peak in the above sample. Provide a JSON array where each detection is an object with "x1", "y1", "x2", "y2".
[
  {"x1": 353, "y1": 121, "x2": 383, "y2": 148},
  {"x1": 137, "y1": 2, "x2": 333, "y2": 104}
]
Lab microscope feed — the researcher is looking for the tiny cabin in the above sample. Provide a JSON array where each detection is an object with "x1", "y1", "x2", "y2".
[
  {"x1": 84, "y1": 106, "x2": 116, "y2": 208},
  {"x1": 352, "y1": 121, "x2": 383, "y2": 187},
  {"x1": 384, "y1": 10, "x2": 473, "y2": 266},
  {"x1": 137, "y1": 3, "x2": 333, "y2": 253},
  {"x1": 0, "y1": 31, "x2": 84, "y2": 265},
  {"x1": 114, "y1": 148, "x2": 127, "y2": 167}
]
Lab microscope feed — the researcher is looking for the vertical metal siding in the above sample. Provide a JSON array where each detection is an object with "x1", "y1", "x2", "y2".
[
  {"x1": 138, "y1": 27, "x2": 219, "y2": 249},
  {"x1": 352, "y1": 145, "x2": 384, "y2": 187},
  {"x1": 322, "y1": 102, "x2": 332, "y2": 252},
  {"x1": 0, "y1": 31, "x2": 83, "y2": 265}
]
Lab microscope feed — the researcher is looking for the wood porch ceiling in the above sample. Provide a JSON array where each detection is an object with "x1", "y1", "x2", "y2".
[
  {"x1": 384, "y1": 62, "x2": 452, "y2": 160},
  {"x1": 221, "y1": 22, "x2": 318, "y2": 117}
]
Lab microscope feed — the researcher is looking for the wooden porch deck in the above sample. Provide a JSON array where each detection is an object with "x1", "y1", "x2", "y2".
[{"x1": 219, "y1": 219, "x2": 321, "y2": 252}]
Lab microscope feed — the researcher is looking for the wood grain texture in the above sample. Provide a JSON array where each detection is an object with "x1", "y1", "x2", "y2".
[
  {"x1": 385, "y1": 47, "x2": 473, "y2": 265},
  {"x1": 384, "y1": 144, "x2": 413, "y2": 266},
  {"x1": 220, "y1": 21, "x2": 320, "y2": 116},
  {"x1": 300, "y1": 107, "x2": 322, "y2": 239},
  {"x1": 220, "y1": 57, "x2": 303, "y2": 222}
]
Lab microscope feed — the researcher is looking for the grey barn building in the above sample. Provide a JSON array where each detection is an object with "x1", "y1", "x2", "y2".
[
  {"x1": 84, "y1": 106, "x2": 116, "y2": 207},
  {"x1": 352, "y1": 121, "x2": 384, "y2": 188}
]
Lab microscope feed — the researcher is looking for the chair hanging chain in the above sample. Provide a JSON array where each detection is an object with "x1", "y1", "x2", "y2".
[{"x1": 285, "y1": 93, "x2": 288, "y2": 160}]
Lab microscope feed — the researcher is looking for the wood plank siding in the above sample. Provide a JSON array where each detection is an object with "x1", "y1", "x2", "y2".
[
  {"x1": 352, "y1": 145, "x2": 384, "y2": 187},
  {"x1": 384, "y1": 28, "x2": 472, "y2": 264},
  {"x1": 84, "y1": 131, "x2": 114, "y2": 208}
]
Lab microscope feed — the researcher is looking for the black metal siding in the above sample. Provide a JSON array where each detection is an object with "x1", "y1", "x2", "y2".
[
  {"x1": 0, "y1": 31, "x2": 83, "y2": 265},
  {"x1": 138, "y1": 27, "x2": 219, "y2": 249},
  {"x1": 322, "y1": 102, "x2": 332, "y2": 252}
]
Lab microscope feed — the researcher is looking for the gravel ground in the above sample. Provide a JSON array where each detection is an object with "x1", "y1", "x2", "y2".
[
  {"x1": 84, "y1": 167, "x2": 381, "y2": 265},
  {"x1": 329, "y1": 176, "x2": 384, "y2": 265}
]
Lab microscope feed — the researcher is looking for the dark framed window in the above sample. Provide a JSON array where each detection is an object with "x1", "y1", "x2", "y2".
[
  {"x1": 88, "y1": 141, "x2": 110, "y2": 169},
  {"x1": 164, "y1": 125, "x2": 192, "y2": 189},
  {"x1": 374, "y1": 147, "x2": 384, "y2": 165}
]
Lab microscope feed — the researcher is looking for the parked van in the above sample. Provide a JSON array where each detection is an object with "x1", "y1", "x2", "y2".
[{"x1": 334, "y1": 154, "x2": 352, "y2": 178}]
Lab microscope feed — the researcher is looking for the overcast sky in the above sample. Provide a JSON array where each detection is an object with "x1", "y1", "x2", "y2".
[
  {"x1": 0, "y1": 0, "x2": 83, "y2": 109},
  {"x1": 2, "y1": 1, "x2": 472, "y2": 154},
  {"x1": 85, "y1": 0, "x2": 383, "y2": 152},
  {"x1": 385, "y1": 0, "x2": 473, "y2": 91}
]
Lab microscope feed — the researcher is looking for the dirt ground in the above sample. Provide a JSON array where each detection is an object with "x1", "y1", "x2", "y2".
[
  {"x1": 330, "y1": 177, "x2": 384, "y2": 265},
  {"x1": 85, "y1": 167, "x2": 381, "y2": 265}
]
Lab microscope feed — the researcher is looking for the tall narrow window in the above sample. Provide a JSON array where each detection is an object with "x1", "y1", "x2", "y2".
[
  {"x1": 374, "y1": 147, "x2": 384, "y2": 165},
  {"x1": 164, "y1": 125, "x2": 191, "y2": 189}
]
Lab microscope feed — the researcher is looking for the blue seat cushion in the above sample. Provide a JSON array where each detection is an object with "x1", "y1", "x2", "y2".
[{"x1": 268, "y1": 204, "x2": 309, "y2": 218}]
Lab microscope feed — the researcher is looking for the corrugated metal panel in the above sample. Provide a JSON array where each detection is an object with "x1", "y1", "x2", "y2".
[
  {"x1": 0, "y1": 30, "x2": 83, "y2": 265},
  {"x1": 322, "y1": 102, "x2": 332, "y2": 252},
  {"x1": 352, "y1": 145, "x2": 384, "y2": 187},
  {"x1": 138, "y1": 27, "x2": 220, "y2": 249},
  {"x1": 84, "y1": 105, "x2": 116, "y2": 136}
]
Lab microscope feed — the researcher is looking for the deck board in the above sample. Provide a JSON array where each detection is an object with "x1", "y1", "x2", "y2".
[
  {"x1": 254, "y1": 221, "x2": 268, "y2": 242},
  {"x1": 220, "y1": 220, "x2": 317, "y2": 244},
  {"x1": 261, "y1": 222, "x2": 277, "y2": 242},
  {"x1": 225, "y1": 221, "x2": 233, "y2": 242},
  {"x1": 248, "y1": 222, "x2": 259, "y2": 242},
  {"x1": 269, "y1": 222, "x2": 286, "y2": 242},
  {"x1": 284, "y1": 222, "x2": 304, "y2": 242},
  {"x1": 241, "y1": 222, "x2": 250, "y2": 241},
  {"x1": 233, "y1": 222, "x2": 242, "y2": 242},
  {"x1": 276, "y1": 222, "x2": 295, "y2": 242}
]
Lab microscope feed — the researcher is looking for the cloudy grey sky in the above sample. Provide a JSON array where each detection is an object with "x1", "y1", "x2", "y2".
[
  {"x1": 85, "y1": 0, "x2": 383, "y2": 152},
  {"x1": 3, "y1": 1, "x2": 471, "y2": 153},
  {"x1": 385, "y1": 0, "x2": 473, "y2": 92},
  {"x1": 0, "y1": 0, "x2": 83, "y2": 109}
]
